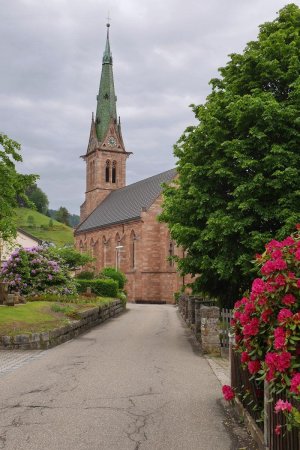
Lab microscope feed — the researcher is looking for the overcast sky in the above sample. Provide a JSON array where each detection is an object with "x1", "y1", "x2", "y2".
[{"x1": 0, "y1": 0, "x2": 295, "y2": 213}]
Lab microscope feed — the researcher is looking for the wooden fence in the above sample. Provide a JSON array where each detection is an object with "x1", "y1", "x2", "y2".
[
  {"x1": 230, "y1": 345, "x2": 300, "y2": 449},
  {"x1": 219, "y1": 308, "x2": 233, "y2": 348}
]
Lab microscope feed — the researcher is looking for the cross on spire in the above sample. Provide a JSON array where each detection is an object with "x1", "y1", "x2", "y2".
[{"x1": 106, "y1": 12, "x2": 111, "y2": 27}]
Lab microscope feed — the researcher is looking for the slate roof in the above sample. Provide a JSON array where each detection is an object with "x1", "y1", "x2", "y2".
[{"x1": 76, "y1": 168, "x2": 177, "y2": 233}]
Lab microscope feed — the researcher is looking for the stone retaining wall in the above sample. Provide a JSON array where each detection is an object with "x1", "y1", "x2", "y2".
[
  {"x1": 0, "y1": 300, "x2": 125, "y2": 350},
  {"x1": 178, "y1": 294, "x2": 221, "y2": 356}
]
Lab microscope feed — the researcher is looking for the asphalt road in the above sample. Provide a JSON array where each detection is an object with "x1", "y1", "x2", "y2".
[{"x1": 0, "y1": 304, "x2": 236, "y2": 450}]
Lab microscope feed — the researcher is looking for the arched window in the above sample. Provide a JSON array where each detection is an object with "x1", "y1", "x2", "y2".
[
  {"x1": 89, "y1": 161, "x2": 93, "y2": 188},
  {"x1": 103, "y1": 236, "x2": 107, "y2": 267},
  {"x1": 115, "y1": 233, "x2": 121, "y2": 269},
  {"x1": 169, "y1": 240, "x2": 174, "y2": 267},
  {"x1": 105, "y1": 160, "x2": 110, "y2": 182},
  {"x1": 79, "y1": 240, "x2": 83, "y2": 254},
  {"x1": 130, "y1": 230, "x2": 136, "y2": 269},
  {"x1": 112, "y1": 161, "x2": 117, "y2": 184},
  {"x1": 92, "y1": 160, "x2": 96, "y2": 186},
  {"x1": 90, "y1": 238, "x2": 94, "y2": 257}
]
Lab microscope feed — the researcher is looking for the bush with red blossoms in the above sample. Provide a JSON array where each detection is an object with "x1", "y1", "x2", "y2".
[
  {"x1": 230, "y1": 228, "x2": 300, "y2": 432},
  {"x1": 222, "y1": 385, "x2": 235, "y2": 402}
]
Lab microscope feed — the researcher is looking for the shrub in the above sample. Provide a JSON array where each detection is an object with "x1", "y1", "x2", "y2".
[
  {"x1": 0, "y1": 245, "x2": 76, "y2": 296},
  {"x1": 100, "y1": 267, "x2": 127, "y2": 289},
  {"x1": 76, "y1": 278, "x2": 118, "y2": 298},
  {"x1": 76, "y1": 270, "x2": 95, "y2": 280},
  {"x1": 229, "y1": 226, "x2": 300, "y2": 434}
]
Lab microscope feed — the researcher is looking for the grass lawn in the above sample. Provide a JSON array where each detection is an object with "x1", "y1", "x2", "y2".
[
  {"x1": 0, "y1": 297, "x2": 116, "y2": 336},
  {"x1": 14, "y1": 207, "x2": 74, "y2": 246}
]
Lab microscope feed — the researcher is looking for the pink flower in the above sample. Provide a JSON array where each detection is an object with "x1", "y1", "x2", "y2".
[
  {"x1": 241, "y1": 351, "x2": 250, "y2": 363},
  {"x1": 261, "y1": 260, "x2": 275, "y2": 276},
  {"x1": 277, "y1": 309, "x2": 293, "y2": 323},
  {"x1": 275, "y1": 424, "x2": 282, "y2": 435},
  {"x1": 243, "y1": 318, "x2": 259, "y2": 337},
  {"x1": 281, "y1": 236, "x2": 295, "y2": 247},
  {"x1": 271, "y1": 249, "x2": 283, "y2": 259},
  {"x1": 276, "y1": 352, "x2": 292, "y2": 372},
  {"x1": 274, "y1": 274, "x2": 286, "y2": 287},
  {"x1": 251, "y1": 278, "x2": 265, "y2": 292},
  {"x1": 297, "y1": 279, "x2": 300, "y2": 289},
  {"x1": 295, "y1": 249, "x2": 300, "y2": 261},
  {"x1": 282, "y1": 293, "x2": 296, "y2": 306},
  {"x1": 273, "y1": 258, "x2": 288, "y2": 271},
  {"x1": 274, "y1": 399, "x2": 292, "y2": 413},
  {"x1": 266, "y1": 240, "x2": 283, "y2": 252},
  {"x1": 290, "y1": 373, "x2": 300, "y2": 394},
  {"x1": 261, "y1": 309, "x2": 272, "y2": 323},
  {"x1": 248, "y1": 360, "x2": 261, "y2": 374},
  {"x1": 222, "y1": 385, "x2": 235, "y2": 401},
  {"x1": 274, "y1": 327, "x2": 286, "y2": 350}
]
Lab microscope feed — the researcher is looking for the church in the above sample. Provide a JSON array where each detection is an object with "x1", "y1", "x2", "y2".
[{"x1": 75, "y1": 24, "x2": 186, "y2": 303}]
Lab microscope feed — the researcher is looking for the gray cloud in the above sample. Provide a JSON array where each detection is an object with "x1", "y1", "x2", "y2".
[{"x1": 0, "y1": 0, "x2": 291, "y2": 212}]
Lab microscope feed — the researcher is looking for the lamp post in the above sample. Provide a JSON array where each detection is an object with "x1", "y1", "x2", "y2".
[{"x1": 115, "y1": 245, "x2": 124, "y2": 270}]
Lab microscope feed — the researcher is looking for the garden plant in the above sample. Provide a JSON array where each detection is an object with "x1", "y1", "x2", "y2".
[{"x1": 223, "y1": 226, "x2": 300, "y2": 436}]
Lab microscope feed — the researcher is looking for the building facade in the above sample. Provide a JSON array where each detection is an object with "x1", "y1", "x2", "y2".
[{"x1": 75, "y1": 24, "x2": 186, "y2": 303}]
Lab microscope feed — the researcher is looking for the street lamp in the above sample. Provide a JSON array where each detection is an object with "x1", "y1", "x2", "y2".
[{"x1": 115, "y1": 245, "x2": 124, "y2": 270}]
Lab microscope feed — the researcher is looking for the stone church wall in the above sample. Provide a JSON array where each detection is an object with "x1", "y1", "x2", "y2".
[{"x1": 75, "y1": 194, "x2": 184, "y2": 304}]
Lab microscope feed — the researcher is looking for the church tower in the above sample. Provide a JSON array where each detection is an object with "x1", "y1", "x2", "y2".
[{"x1": 80, "y1": 23, "x2": 131, "y2": 222}]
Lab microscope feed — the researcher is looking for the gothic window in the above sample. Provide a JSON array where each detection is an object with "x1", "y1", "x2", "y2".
[
  {"x1": 105, "y1": 160, "x2": 110, "y2": 182},
  {"x1": 130, "y1": 231, "x2": 136, "y2": 269},
  {"x1": 79, "y1": 240, "x2": 83, "y2": 254},
  {"x1": 90, "y1": 238, "x2": 94, "y2": 257},
  {"x1": 92, "y1": 160, "x2": 96, "y2": 186},
  {"x1": 112, "y1": 161, "x2": 117, "y2": 184},
  {"x1": 115, "y1": 233, "x2": 121, "y2": 269},
  {"x1": 169, "y1": 240, "x2": 174, "y2": 267},
  {"x1": 103, "y1": 236, "x2": 107, "y2": 267}
]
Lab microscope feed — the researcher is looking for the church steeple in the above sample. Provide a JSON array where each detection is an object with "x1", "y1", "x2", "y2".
[
  {"x1": 80, "y1": 24, "x2": 132, "y2": 223},
  {"x1": 95, "y1": 23, "x2": 117, "y2": 143}
]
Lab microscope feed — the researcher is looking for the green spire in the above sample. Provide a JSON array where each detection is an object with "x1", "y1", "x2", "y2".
[{"x1": 95, "y1": 23, "x2": 117, "y2": 142}]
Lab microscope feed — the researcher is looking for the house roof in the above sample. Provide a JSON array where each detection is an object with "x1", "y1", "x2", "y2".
[
  {"x1": 76, "y1": 168, "x2": 177, "y2": 234},
  {"x1": 17, "y1": 228, "x2": 43, "y2": 244}
]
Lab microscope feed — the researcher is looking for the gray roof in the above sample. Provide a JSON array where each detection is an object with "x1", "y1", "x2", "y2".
[{"x1": 76, "y1": 168, "x2": 177, "y2": 233}]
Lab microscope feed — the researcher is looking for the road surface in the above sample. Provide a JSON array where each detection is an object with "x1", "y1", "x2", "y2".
[{"x1": 0, "y1": 304, "x2": 239, "y2": 450}]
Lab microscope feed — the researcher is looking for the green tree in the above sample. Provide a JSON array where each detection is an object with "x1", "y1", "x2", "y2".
[
  {"x1": 160, "y1": 4, "x2": 300, "y2": 307},
  {"x1": 26, "y1": 183, "x2": 49, "y2": 214},
  {"x1": 55, "y1": 206, "x2": 70, "y2": 226},
  {"x1": 48, "y1": 247, "x2": 93, "y2": 270},
  {"x1": 0, "y1": 133, "x2": 37, "y2": 241},
  {"x1": 27, "y1": 215, "x2": 35, "y2": 228}
]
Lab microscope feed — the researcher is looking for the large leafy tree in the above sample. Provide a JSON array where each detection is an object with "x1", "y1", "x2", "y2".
[
  {"x1": 0, "y1": 133, "x2": 37, "y2": 241},
  {"x1": 25, "y1": 183, "x2": 49, "y2": 215},
  {"x1": 160, "y1": 4, "x2": 300, "y2": 307}
]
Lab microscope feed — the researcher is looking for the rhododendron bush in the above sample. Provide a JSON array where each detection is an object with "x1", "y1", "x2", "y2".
[
  {"x1": 229, "y1": 228, "x2": 300, "y2": 434},
  {"x1": 0, "y1": 246, "x2": 76, "y2": 296}
]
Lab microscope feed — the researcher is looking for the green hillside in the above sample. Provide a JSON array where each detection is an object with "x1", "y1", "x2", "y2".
[{"x1": 15, "y1": 208, "x2": 74, "y2": 247}]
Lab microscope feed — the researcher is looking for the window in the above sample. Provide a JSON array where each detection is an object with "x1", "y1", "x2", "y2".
[
  {"x1": 79, "y1": 240, "x2": 83, "y2": 253},
  {"x1": 115, "y1": 233, "x2": 121, "y2": 269},
  {"x1": 169, "y1": 240, "x2": 174, "y2": 267},
  {"x1": 112, "y1": 161, "x2": 117, "y2": 183},
  {"x1": 105, "y1": 160, "x2": 110, "y2": 182},
  {"x1": 130, "y1": 231, "x2": 136, "y2": 269}
]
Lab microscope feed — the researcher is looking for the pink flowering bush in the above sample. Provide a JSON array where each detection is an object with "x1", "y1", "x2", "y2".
[
  {"x1": 229, "y1": 227, "x2": 300, "y2": 433},
  {"x1": 1, "y1": 245, "x2": 76, "y2": 296}
]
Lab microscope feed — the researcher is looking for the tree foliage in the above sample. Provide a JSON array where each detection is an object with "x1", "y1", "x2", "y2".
[
  {"x1": 160, "y1": 4, "x2": 300, "y2": 307},
  {"x1": 55, "y1": 206, "x2": 70, "y2": 226},
  {"x1": 25, "y1": 183, "x2": 49, "y2": 215},
  {"x1": 0, "y1": 133, "x2": 37, "y2": 241}
]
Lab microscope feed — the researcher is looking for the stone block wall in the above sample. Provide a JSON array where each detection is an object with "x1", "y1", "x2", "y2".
[
  {"x1": 178, "y1": 294, "x2": 221, "y2": 356},
  {"x1": 0, "y1": 300, "x2": 125, "y2": 350}
]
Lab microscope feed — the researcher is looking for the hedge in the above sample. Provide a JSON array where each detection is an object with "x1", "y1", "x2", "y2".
[
  {"x1": 100, "y1": 267, "x2": 127, "y2": 289},
  {"x1": 75, "y1": 278, "x2": 118, "y2": 297}
]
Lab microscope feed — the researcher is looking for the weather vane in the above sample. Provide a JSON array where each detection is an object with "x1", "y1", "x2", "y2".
[{"x1": 106, "y1": 12, "x2": 111, "y2": 27}]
